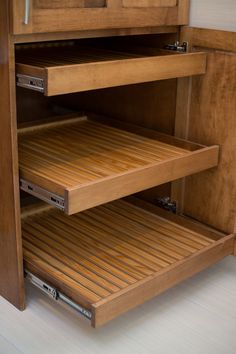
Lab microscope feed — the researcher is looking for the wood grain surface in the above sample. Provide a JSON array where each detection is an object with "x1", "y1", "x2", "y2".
[
  {"x1": 18, "y1": 116, "x2": 219, "y2": 214},
  {"x1": 21, "y1": 199, "x2": 234, "y2": 327},
  {"x1": 0, "y1": 0, "x2": 25, "y2": 310},
  {"x1": 11, "y1": 0, "x2": 188, "y2": 35},
  {"x1": 16, "y1": 46, "x2": 207, "y2": 95},
  {"x1": 175, "y1": 28, "x2": 236, "y2": 235}
]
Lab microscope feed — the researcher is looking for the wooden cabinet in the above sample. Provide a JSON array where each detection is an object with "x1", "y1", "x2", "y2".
[
  {"x1": 1, "y1": 0, "x2": 236, "y2": 327},
  {"x1": 11, "y1": 0, "x2": 188, "y2": 34}
]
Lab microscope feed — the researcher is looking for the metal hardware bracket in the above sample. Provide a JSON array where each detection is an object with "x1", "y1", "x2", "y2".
[
  {"x1": 25, "y1": 271, "x2": 92, "y2": 320},
  {"x1": 16, "y1": 74, "x2": 45, "y2": 93},
  {"x1": 20, "y1": 179, "x2": 65, "y2": 211},
  {"x1": 156, "y1": 197, "x2": 177, "y2": 214},
  {"x1": 164, "y1": 41, "x2": 189, "y2": 53}
]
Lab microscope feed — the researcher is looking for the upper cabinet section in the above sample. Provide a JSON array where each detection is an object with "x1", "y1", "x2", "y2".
[{"x1": 11, "y1": 0, "x2": 189, "y2": 35}]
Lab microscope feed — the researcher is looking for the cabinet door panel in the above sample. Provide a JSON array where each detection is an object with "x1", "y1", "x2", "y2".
[{"x1": 11, "y1": 0, "x2": 189, "y2": 34}]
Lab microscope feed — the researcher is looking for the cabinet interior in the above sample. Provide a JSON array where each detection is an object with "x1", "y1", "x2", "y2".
[
  {"x1": 17, "y1": 32, "x2": 180, "y2": 206},
  {"x1": 15, "y1": 32, "x2": 219, "y2": 218},
  {"x1": 14, "y1": 29, "x2": 236, "y2": 326}
]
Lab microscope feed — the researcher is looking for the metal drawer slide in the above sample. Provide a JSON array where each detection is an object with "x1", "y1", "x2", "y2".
[
  {"x1": 20, "y1": 179, "x2": 65, "y2": 211},
  {"x1": 16, "y1": 74, "x2": 45, "y2": 93},
  {"x1": 25, "y1": 271, "x2": 92, "y2": 321}
]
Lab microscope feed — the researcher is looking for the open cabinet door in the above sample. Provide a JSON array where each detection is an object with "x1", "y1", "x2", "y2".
[{"x1": 173, "y1": 27, "x2": 236, "y2": 250}]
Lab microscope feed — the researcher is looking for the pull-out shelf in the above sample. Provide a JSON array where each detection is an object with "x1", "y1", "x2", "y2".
[
  {"x1": 22, "y1": 199, "x2": 235, "y2": 328},
  {"x1": 18, "y1": 115, "x2": 219, "y2": 215},
  {"x1": 16, "y1": 46, "x2": 207, "y2": 95}
]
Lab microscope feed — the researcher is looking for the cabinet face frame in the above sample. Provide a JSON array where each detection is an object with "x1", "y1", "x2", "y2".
[
  {"x1": 0, "y1": 0, "x2": 25, "y2": 310},
  {"x1": 11, "y1": 0, "x2": 189, "y2": 35}
]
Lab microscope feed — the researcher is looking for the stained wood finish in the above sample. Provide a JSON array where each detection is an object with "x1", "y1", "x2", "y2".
[
  {"x1": 57, "y1": 32, "x2": 176, "y2": 203},
  {"x1": 18, "y1": 115, "x2": 219, "y2": 215},
  {"x1": 16, "y1": 46, "x2": 207, "y2": 96},
  {"x1": 13, "y1": 26, "x2": 179, "y2": 45},
  {"x1": 171, "y1": 76, "x2": 192, "y2": 212},
  {"x1": 21, "y1": 199, "x2": 235, "y2": 327},
  {"x1": 181, "y1": 27, "x2": 236, "y2": 53},
  {"x1": 175, "y1": 27, "x2": 236, "y2": 235},
  {"x1": 11, "y1": 0, "x2": 189, "y2": 35},
  {"x1": 16, "y1": 88, "x2": 78, "y2": 125},
  {"x1": 0, "y1": 0, "x2": 25, "y2": 309},
  {"x1": 178, "y1": 0, "x2": 189, "y2": 24},
  {"x1": 123, "y1": 0, "x2": 177, "y2": 7}
]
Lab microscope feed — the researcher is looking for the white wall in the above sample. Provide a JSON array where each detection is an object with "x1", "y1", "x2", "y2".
[{"x1": 190, "y1": 0, "x2": 236, "y2": 31}]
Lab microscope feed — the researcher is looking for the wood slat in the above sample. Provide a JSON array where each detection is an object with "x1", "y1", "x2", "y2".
[
  {"x1": 24, "y1": 214, "x2": 145, "y2": 284},
  {"x1": 24, "y1": 217, "x2": 139, "y2": 284},
  {"x1": 19, "y1": 119, "x2": 188, "y2": 186},
  {"x1": 16, "y1": 47, "x2": 144, "y2": 67},
  {"x1": 18, "y1": 116, "x2": 219, "y2": 215},
  {"x1": 23, "y1": 229, "x2": 121, "y2": 293},
  {"x1": 21, "y1": 199, "x2": 235, "y2": 327},
  {"x1": 34, "y1": 213, "x2": 152, "y2": 278}
]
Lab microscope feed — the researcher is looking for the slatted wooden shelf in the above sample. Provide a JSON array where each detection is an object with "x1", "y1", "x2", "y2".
[
  {"x1": 21, "y1": 199, "x2": 235, "y2": 327},
  {"x1": 15, "y1": 45, "x2": 207, "y2": 95},
  {"x1": 18, "y1": 115, "x2": 219, "y2": 215}
]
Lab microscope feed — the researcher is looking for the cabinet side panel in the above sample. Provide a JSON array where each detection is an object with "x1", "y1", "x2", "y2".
[
  {"x1": 179, "y1": 28, "x2": 236, "y2": 235},
  {"x1": 0, "y1": 0, "x2": 25, "y2": 309}
]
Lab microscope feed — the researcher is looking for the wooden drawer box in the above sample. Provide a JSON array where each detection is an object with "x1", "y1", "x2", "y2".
[
  {"x1": 18, "y1": 114, "x2": 219, "y2": 215},
  {"x1": 11, "y1": 0, "x2": 188, "y2": 35},
  {"x1": 16, "y1": 45, "x2": 206, "y2": 96},
  {"x1": 22, "y1": 198, "x2": 235, "y2": 327}
]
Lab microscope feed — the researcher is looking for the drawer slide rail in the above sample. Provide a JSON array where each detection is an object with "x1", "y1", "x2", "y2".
[
  {"x1": 16, "y1": 74, "x2": 45, "y2": 93},
  {"x1": 20, "y1": 179, "x2": 65, "y2": 211},
  {"x1": 25, "y1": 271, "x2": 92, "y2": 321}
]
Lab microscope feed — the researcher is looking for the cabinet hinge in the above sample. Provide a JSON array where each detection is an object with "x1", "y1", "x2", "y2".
[
  {"x1": 156, "y1": 197, "x2": 177, "y2": 214},
  {"x1": 20, "y1": 179, "x2": 65, "y2": 211},
  {"x1": 164, "y1": 41, "x2": 189, "y2": 53},
  {"x1": 16, "y1": 74, "x2": 45, "y2": 93},
  {"x1": 25, "y1": 271, "x2": 92, "y2": 321}
]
